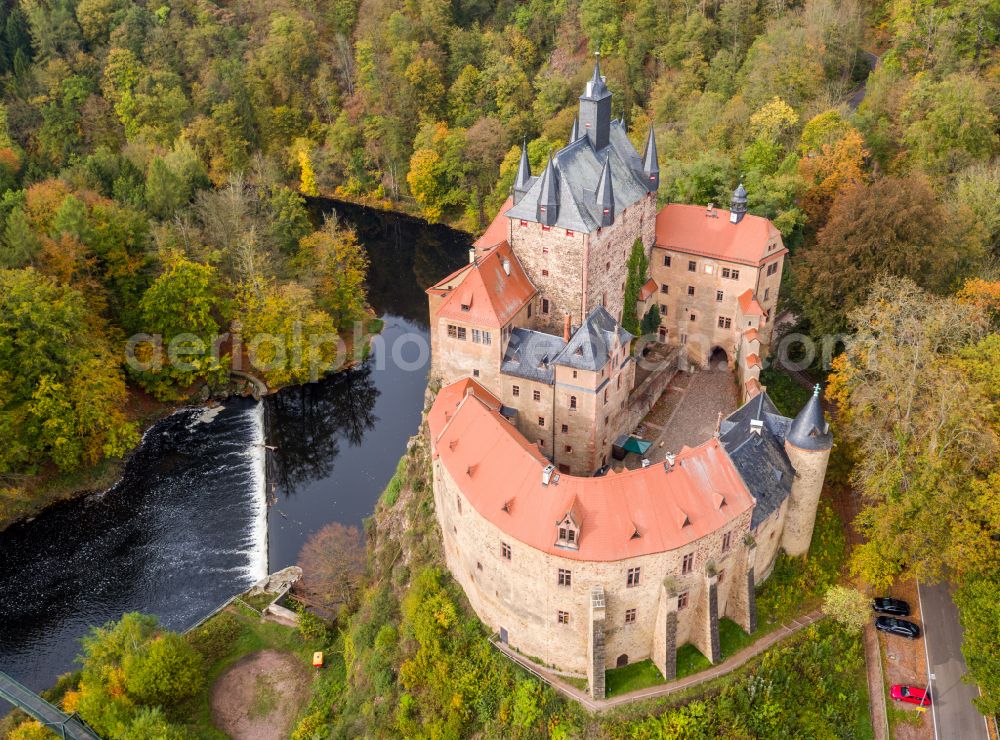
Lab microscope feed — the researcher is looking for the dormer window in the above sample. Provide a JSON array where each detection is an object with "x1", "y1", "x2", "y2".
[{"x1": 556, "y1": 514, "x2": 579, "y2": 549}]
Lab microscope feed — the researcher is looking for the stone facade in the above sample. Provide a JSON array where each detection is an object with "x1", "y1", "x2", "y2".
[{"x1": 781, "y1": 442, "x2": 831, "y2": 556}]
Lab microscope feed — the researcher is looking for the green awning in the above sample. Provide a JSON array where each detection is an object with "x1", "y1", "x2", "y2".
[{"x1": 623, "y1": 437, "x2": 652, "y2": 455}]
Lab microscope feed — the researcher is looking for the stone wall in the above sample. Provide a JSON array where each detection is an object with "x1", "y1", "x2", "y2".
[
  {"x1": 433, "y1": 450, "x2": 755, "y2": 678},
  {"x1": 510, "y1": 220, "x2": 588, "y2": 334}
]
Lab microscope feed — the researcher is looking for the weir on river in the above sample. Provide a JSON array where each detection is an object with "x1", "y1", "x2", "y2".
[{"x1": 0, "y1": 199, "x2": 468, "y2": 692}]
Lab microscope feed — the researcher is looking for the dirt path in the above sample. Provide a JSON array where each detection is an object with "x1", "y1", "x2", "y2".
[{"x1": 211, "y1": 649, "x2": 312, "y2": 740}]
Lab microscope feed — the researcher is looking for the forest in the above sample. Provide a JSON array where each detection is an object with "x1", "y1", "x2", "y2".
[{"x1": 0, "y1": 0, "x2": 996, "y2": 734}]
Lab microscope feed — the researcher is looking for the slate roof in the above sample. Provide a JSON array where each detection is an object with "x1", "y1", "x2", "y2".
[
  {"x1": 555, "y1": 306, "x2": 633, "y2": 372},
  {"x1": 506, "y1": 120, "x2": 650, "y2": 233},
  {"x1": 501, "y1": 328, "x2": 567, "y2": 384},
  {"x1": 719, "y1": 392, "x2": 796, "y2": 529},
  {"x1": 787, "y1": 390, "x2": 833, "y2": 451}
]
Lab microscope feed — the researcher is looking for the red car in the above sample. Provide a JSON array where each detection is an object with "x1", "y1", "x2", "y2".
[{"x1": 891, "y1": 685, "x2": 931, "y2": 707}]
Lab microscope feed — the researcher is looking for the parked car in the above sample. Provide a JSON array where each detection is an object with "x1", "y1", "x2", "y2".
[
  {"x1": 891, "y1": 685, "x2": 931, "y2": 707},
  {"x1": 872, "y1": 597, "x2": 911, "y2": 617},
  {"x1": 875, "y1": 616, "x2": 921, "y2": 639}
]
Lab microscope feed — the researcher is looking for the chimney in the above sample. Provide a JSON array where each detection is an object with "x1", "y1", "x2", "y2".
[
  {"x1": 542, "y1": 464, "x2": 556, "y2": 486},
  {"x1": 563, "y1": 313, "x2": 572, "y2": 343},
  {"x1": 468, "y1": 248, "x2": 476, "y2": 264},
  {"x1": 750, "y1": 418, "x2": 764, "y2": 435},
  {"x1": 664, "y1": 452, "x2": 676, "y2": 469},
  {"x1": 502, "y1": 257, "x2": 510, "y2": 276},
  {"x1": 706, "y1": 203, "x2": 716, "y2": 218}
]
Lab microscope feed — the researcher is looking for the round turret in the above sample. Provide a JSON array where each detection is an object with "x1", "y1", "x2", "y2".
[
  {"x1": 786, "y1": 384, "x2": 833, "y2": 451},
  {"x1": 729, "y1": 183, "x2": 748, "y2": 224}
]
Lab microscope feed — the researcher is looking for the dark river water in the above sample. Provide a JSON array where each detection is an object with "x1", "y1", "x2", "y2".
[{"x1": 0, "y1": 199, "x2": 467, "y2": 692}]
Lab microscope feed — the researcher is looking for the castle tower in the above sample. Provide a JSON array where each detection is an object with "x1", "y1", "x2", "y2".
[
  {"x1": 781, "y1": 385, "x2": 833, "y2": 556},
  {"x1": 579, "y1": 57, "x2": 611, "y2": 151},
  {"x1": 729, "y1": 182, "x2": 748, "y2": 224}
]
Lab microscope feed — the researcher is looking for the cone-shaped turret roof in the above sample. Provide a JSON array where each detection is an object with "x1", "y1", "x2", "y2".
[
  {"x1": 569, "y1": 118, "x2": 579, "y2": 145},
  {"x1": 786, "y1": 384, "x2": 833, "y2": 451},
  {"x1": 642, "y1": 126, "x2": 659, "y2": 176},
  {"x1": 583, "y1": 56, "x2": 610, "y2": 99},
  {"x1": 514, "y1": 141, "x2": 531, "y2": 190},
  {"x1": 595, "y1": 155, "x2": 615, "y2": 226},
  {"x1": 729, "y1": 181, "x2": 748, "y2": 223},
  {"x1": 535, "y1": 153, "x2": 559, "y2": 225}
]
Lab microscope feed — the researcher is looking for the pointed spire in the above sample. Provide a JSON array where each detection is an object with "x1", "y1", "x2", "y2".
[
  {"x1": 642, "y1": 125, "x2": 659, "y2": 192},
  {"x1": 569, "y1": 118, "x2": 579, "y2": 146},
  {"x1": 729, "y1": 181, "x2": 748, "y2": 223},
  {"x1": 512, "y1": 139, "x2": 532, "y2": 206},
  {"x1": 536, "y1": 153, "x2": 559, "y2": 226},
  {"x1": 595, "y1": 155, "x2": 614, "y2": 227},
  {"x1": 786, "y1": 386, "x2": 833, "y2": 451},
  {"x1": 585, "y1": 54, "x2": 609, "y2": 99}
]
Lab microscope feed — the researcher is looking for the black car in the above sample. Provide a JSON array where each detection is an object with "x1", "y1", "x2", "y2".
[
  {"x1": 872, "y1": 597, "x2": 911, "y2": 617},
  {"x1": 875, "y1": 616, "x2": 921, "y2": 639}
]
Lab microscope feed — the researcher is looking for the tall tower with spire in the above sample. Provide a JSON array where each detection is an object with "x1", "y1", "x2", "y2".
[
  {"x1": 781, "y1": 385, "x2": 833, "y2": 556},
  {"x1": 642, "y1": 126, "x2": 659, "y2": 192},
  {"x1": 578, "y1": 56, "x2": 612, "y2": 151},
  {"x1": 513, "y1": 141, "x2": 532, "y2": 205}
]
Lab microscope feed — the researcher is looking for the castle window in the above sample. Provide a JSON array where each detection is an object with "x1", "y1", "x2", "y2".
[
  {"x1": 456, "y1": 494, "x2": 462, "y2": 513},
  {"x1": 483, "y1": 331, "x2": 491, "y2": 345},
  {"x1": 767, "y1": 262, "x2": 778, "y2": 276},
  {"x1": 457, "y1": 327, "x2": 467, "y2": 340},
  {"x1": 569, "y1": 396, "x2": 577, "y2": 409},
  {"x1": 557, "y1": 520, "x2": 578, "y2": 548},
  {"x1": 476, "y1": 561, "x2": 482, "y2": 570},
  {"x1": 624, "y1": 608, "x2": 636, "y2": 624},
  {"x1": 690, "y1": 313, "x2": 696, "y2": 322},
  {"x1": 542, "y1": 225, "x2": 551, "y2": 232},
  {"x1": 627, "y1": 567, "x2": 641, "y2": 587},
  {"x1": 688, "y1": 260, "x2": 697, "y2": 272},
  {"x1": 678, "y1": 592, "x2": 689, "y2": 609},
  {"x1": 473, "y1": 369, "x2": 480, "y2": 377},
  {"x1": 663, "y1": 255, "x2": 671, "y2": 267},
  {"x1": 539, "y1": 438, "x2": 544, "y2": 446},
  {"x1": 718, "y1": 317, "x2": 732, "y2": 329},
  {"x1": 566, "y1": 229, "x2": 574, "y2": 237},
  {"x1": 687, "y1": 286, "x2": 695, "y2": 296},
  {"x1": 606, "y1": 261, "x2": 611, "y2": 270},
  {"x1": 542, "y1": 298, "x2": 550, "y2": 314},
  {"x1": 519, "y1": 219, "x2": 528, "y2": 227},
  {"x1": 502, "y1": 542, "x2": 511, "y2": 559},
  {"x1": 682, "y1": 553, "x2": 694, "y2": 574},
  {"x1": 722, "y1": 268, "x2": 730, "y2": 278},
  {"x1": 447, "y1": 324, "x2": 457, "y2": 338},
  {"x1": 572, "y1": 370, "x2": 578, "y2": 379},
  {"x1": 558, "y1": 568, "x2": 572, "y2": 586},
  {"x1": 564, "y1": 445, "x2": 572, "y2": 453},
  {"x1": 561, "y1": 424, "x2": 568, "y2": 433},
  {"x1": 764, "y1": 288, "x2": 770, "y2": 301},
  {"x1": 527, "y1": 303, "x2": 532, "y2": 318},
  {"x1": 542, "y1": 246, "x2": 549, "y2": 254},
  {"x1": 680, "y1": 334, "x2": 687, "y2": 344},
  {"x1": 533, "y1": 390, "x2": 541, "y2": 402},
  {"x1": 472, "y1": 329, "x2": 481, "y2": 343},
  {"x1": 557, "y1": 611, "x2": 570, "y2": 624},
  {"x1": 660, "y1": 284, "x2": 669, "y2": 294},
  {"x1": 512, "y1": 385, "x2": 520, "y2": 397},
  {"x1": 716, "y1": 290, "x2": 724, "y2": 302},
  {"x1": 659, "y1": 304, "x2": 667, "y2": 316},
  {"x1": 722, "y1": 531, "x2": 732, "y2": 552},
  {"x1": 538, "y1": 416, "x2": 545, "y2": 426},
  {"x1": 732, "y1": 269, "x2": 740, "y2": 280},
  {"x1": 542, "y1": 269, "x2": 549, "y2": 277},
  {"x1": 603, "y1": 388, "x2": 609, "y2": 404}
]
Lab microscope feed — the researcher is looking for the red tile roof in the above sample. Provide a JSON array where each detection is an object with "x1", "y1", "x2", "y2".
[
  {"x1": 429, "y1": 241, "x2": 536, "y2": 329},
  {"x1": 738, "y1": 289, "x2": 765, "y2": 317},
  {"x1": 743, "y1": 327, "x2": 760, "y2": 342},
  {"x1": 474, "y1": 197, "x2": 513, "y2": 250},
  {"x1": 655, "y1": 204, "x2": 785, "y2": 266},
  {"x1": 745, "y1": 354, "x2": 761, "y2": 368},
  {"x1": 639, "y1": 277, "x2": 658, "y2": 301},
  {"x1": 430, "y1": 379, "x2": 754, "y2": 561}
]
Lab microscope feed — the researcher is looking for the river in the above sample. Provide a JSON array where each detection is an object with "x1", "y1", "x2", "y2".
[{"x1": 0, "y1": 199, "x2": 468, "y2": 692}]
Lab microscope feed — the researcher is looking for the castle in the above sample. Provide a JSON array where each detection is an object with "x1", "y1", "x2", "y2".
[{"x1": 425, "y1": 59, "x2": 832, "y2": 698}]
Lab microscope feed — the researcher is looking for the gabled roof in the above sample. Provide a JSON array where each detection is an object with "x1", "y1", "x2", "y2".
[
  {"x1": 474, "y1": 197, "x2": 512, "y2": 250},
  {"x1": 719, "y1": 392, "x2": 796, "y2": 528},
  {"x1": 555, "y1": 305, "x2": 633, "y2": 372},
  {"x1": 738, "y1": 289, "x2": 765, "y2": 317},
  {"x1": 639, "y1": 277, "x2": 658, "y2": 301},
  {"x1": 655, "y1": 204, "x2": 785, "y2": 266},
  {"x1": 429, "y1": 241, "x2": 536, "y2": 329},
  {"x1": 505, "y1": 120, "x2": 649, "y2": 233},
  {"x1": 501, "y1": 328, "x2": 566, "y2": 384},
  {"x1": 430, "y1": 379, "x2": 754, "y2": 561}
]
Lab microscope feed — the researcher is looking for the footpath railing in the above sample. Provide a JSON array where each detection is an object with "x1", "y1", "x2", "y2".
[{"x1": 0, "y1": 670, "x2": 102, "y2": 739}]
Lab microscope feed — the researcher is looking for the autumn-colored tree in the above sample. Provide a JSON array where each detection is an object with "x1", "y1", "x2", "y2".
[
  {"x1": 828, "y1": 277, "x2": 996, "y2": 589},
  {"x1": 297, "y1": 521, "x2": 366, "y2": 614},
  {"x1": 797, "y1": 127, "x2": 867, "y2": 231},
  {"x1": 793, "y1": 175, "x2": 982, "y2": 334},
  {"x1": 293, "y1": 217, "x2": 369, "y2": 331},
  {"x1": 822, "y1": 586, "x2": 869, "y2": 633}
]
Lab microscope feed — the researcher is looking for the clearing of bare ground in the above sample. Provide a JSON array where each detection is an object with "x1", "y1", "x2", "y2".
[{"x1": 211, "y1": 649, "x2": 312, "y2": 740}]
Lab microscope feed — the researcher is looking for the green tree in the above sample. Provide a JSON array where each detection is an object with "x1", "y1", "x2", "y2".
[
  {"x1": 123, "y1": 632, "x2": 203, "y2": 707},
  {"x1": 822, "y1": 585, "x2": 869, "y2": 632},
  {"x1": 144, "y1": 158, "x2": 184, "y2": 219},
  {"x1": 267, "y1": 186, "x2": 312, "y2": 255},
  {"x1": 134, "y1": 255, "x2": 227, "y2": 398},
  {"x1": 621, "y1": 238, "x2": 649, "y2": 336},
  {"x1": 293, "y1": 218, "x2": 369, "y2": 330}
]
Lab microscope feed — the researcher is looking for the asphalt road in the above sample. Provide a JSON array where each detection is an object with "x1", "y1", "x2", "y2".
[{"x1": 918, "y1": 581, "x2": 989, "y2": 740}]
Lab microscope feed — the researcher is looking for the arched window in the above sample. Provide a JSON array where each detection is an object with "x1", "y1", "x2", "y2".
[{"x1": 569, "y1": 395, "x2": 577, "y2": 409}]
